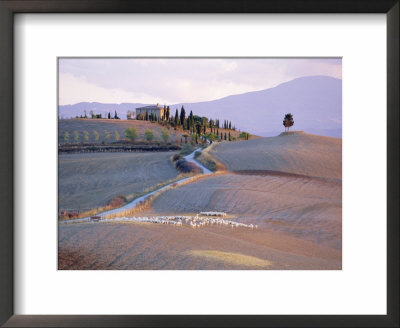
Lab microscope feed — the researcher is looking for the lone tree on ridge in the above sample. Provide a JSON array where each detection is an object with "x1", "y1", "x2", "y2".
[{"x1": 283, "y1": 113, "x2": 294, "y2": 132}]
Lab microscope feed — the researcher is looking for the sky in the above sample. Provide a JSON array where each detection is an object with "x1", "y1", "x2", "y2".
[{"x1": 58, "y1": 58, "x2": 342, "y2": 106}]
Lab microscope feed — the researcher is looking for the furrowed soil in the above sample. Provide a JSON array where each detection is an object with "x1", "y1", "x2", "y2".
[
  {"x1": 209, "y1": 132, "x2": 342, "y2": 180},
  {"x1": 58, "y1": 151, "x2": 179, "y2": 211},
  {"x1": 58, "y1": 132, "x2": 342, "y2": 270},
  {"x1": 58, "y1": 222, "x2": 340, "y2": 270},
  {"x1": 149, "y1": 173, "x2": 341, "y2": 249}
]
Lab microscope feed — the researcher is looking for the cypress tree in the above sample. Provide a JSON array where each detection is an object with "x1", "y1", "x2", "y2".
[
  {"x1": 174, "y1": 109, "x2": 179, "y2": 126},
  {"x1": 180, "y1": 106, "x2": 186, "y2": 126},
  {"x1": 189, "y1": 110, "x2": 193, "y2": 129}
]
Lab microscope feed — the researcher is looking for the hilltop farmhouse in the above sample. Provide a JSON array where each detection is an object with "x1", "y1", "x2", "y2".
[{"x1": 136, "y1": 104, "x2": 165, "y2": 120}]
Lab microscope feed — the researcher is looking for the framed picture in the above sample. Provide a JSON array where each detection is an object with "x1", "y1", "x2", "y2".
[
  {"x1": 0, "y1": 0, "x2": 398, "y2": 327},
  {"x1": 57, "y1": 57, "x2": 343, "y2": 272}
]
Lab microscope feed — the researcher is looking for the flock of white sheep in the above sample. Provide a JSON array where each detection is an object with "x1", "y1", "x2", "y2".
[
  {"x1": 99, "y1": 213, "x2": 257, "y2": 230},
  {"x1": 60, "y1": 211, "x2": 258, "y2": 230}
]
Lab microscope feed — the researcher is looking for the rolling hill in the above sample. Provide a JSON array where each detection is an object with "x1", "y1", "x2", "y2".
[
  {"x1": 210, "y1": 132, "x2": 342, "y2": 180},
  {"x1": 149, "y1": 132, "x2": 342, "y2": 249}
]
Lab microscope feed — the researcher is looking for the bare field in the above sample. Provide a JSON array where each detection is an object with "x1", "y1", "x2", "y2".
[
  {"x1": 58, "y1": 131, "x2": 341, "y2": 270},
  {"x1": 58, "y1": 118, "x2": 186, "y2": 144},
  {"x1": 149, "y1": 173, "x2": 341, "y2": 249},
  {"x1": 58, "y1": 151, "x2": 179, "y2": 211},
  {"x1": 209, "y1": 132, "x2": 342, "y2": 180},
  {"x1": 58, "y1": 222, "x2": 341, "y2": 270}
]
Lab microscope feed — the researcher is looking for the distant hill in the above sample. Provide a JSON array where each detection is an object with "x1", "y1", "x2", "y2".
[
  {"x1": 59, "y1": 76, "x2": 342, "y2": 138},
  {"x1": 58, "y1": 102, "x2": 149, "y2": 119}
]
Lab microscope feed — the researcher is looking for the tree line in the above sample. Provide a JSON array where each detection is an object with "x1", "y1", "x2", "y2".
[
  {"x1": 76, "y1": 110, "x2": 120, "y2": 120},
  {"x1": 73, "y1": 108, "x2": 296, "y2": 137},
  {"x1": 136, "y1": 105, "x2": 245, "y2": 144},
  {"x1": 71, "y1": 104, "x2": 255, "y2": 144}
]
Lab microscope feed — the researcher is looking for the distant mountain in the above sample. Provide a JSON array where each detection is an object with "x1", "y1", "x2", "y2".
[
  {"x1": 170, "y1": 76, "x2": 342, "y2": 138},
  {"x1": 58, "y1": 76, "x2": 342, "y2": 138},
  {"x1": 58, "y1": 102, "x2": 149, "y2": 119}
]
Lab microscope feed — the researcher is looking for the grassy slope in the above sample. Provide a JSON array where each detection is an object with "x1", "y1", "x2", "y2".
[
  {"x1": 58, "y1": 118, "x2": 258, "y2": 145},
  {"x1": 209, "y1": 132, "x2": 342, "y2": 180},
  {"x1": 58, "y1": 151, "x2": 179, "y2": 211},
  {"x1": 58, "y1": 118, "x2": 186, "y2": 144}
]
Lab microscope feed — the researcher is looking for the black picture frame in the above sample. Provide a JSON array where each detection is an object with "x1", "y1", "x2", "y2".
[{"x1": 0, "y1": 0, "x2": 398, "y2": 327}]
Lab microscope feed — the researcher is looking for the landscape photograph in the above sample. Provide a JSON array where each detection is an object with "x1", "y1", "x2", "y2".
[{"x1": 58, "y1": 58, "x2": 342, "y2": 270}]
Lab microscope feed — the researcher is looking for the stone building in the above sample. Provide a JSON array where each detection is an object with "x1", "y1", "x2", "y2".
[{"x1": 136, "y1": 104, "x2": 165, "y2": 120}]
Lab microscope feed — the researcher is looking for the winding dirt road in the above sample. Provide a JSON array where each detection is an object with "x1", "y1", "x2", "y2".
[{"x1": 59, "y1": 148, "x2": 212, "y2": 223}]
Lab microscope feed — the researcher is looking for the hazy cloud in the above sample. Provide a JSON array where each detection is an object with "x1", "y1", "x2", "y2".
[{"x1": 59, "y1": 58, "x2": 341, "y2": 105}]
